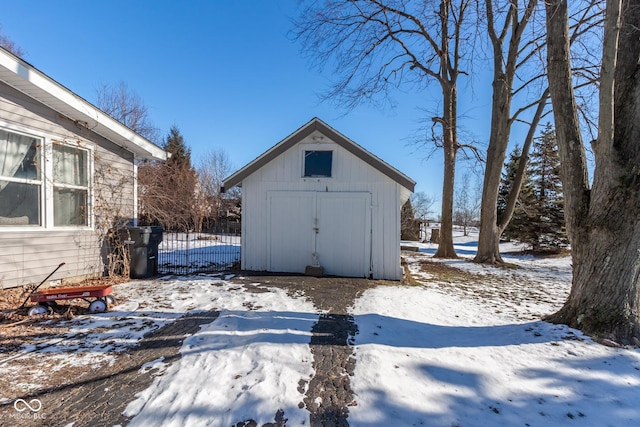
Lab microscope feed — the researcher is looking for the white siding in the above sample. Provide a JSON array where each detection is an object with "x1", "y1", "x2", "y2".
[
  {"x1": 315, "y1": 192, "x2": 371, "y2": 277},
  {"x1": 0, "y1": 82, "x2": 135, "y2": 288},
  {"x1": 241, "y1": 131, "x2": 405, "y2": 280},
  {"x1": 267, "y1": 191, "x2": 315, "y2": 273}
]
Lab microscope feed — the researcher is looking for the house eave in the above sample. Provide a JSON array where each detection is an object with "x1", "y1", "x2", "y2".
[{"x1": 0, "y1": 47, "x2": 166, "y2": 161}]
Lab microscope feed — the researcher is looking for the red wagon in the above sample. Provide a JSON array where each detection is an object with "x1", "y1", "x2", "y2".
[{"x1": 28, "y1": 285, "x2": 115, "y2": 316}]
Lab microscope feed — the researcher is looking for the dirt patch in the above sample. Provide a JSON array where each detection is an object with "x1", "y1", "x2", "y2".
[
  {"x1": 418, "y1": 259, "x2": 486, "y2": 283},
  {"x1": 408, "y1": 257, "x2": 570, "y2": 321},
  {"x1": 503, "y1": 248, "x2": 571, "y2": 257},
  {"x1": 230, "y1": 274, "x2": 387, "y2": 312}
]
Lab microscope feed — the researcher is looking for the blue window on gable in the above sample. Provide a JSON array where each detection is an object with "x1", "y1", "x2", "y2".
[{"x1": 304, "y1": 150, "x2": 332, "y2": 177}]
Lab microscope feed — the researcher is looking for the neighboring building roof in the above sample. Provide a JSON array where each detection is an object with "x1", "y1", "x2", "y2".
[
  {"x1": 223, "y1": 117, "x2": 416, "y2": 192},
  {"x1": 0, "y1": 47, "x2": 166, "y2": 161}
]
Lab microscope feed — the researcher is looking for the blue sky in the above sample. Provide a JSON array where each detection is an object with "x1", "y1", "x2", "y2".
[{"x1": 1, "y1": 0, "x2": 507, "y2": 211}]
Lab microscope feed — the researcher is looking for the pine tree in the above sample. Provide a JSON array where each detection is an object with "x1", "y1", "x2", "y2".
[
  {"x1": 500, "y1": 124, "x2": 568, "y2": 252},
  {"x1": 498, "y1": 144, "x2": 520, "y2": 224},
  {"x1": 163, "y1": 125, "x2": 192, "y2": 169},
  {"x1": 527, "y1": 123, "x2": 568, "y2": 251},
  {"x1": 499, "y1": 145, "x2": 536, "y2": 242}
]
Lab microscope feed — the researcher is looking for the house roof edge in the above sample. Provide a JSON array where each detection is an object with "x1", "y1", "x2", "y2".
[
  {"x1": 223, "y1": 117, "x2": 416, "y2": 192},
  {"x1": 0, "y1": 47, "x2": 167, "y2": 161}
]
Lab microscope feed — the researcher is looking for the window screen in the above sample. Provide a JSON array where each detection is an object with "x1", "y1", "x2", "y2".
[{"x1": 304, "y1": 150, "x2": 332, "y2": 177}]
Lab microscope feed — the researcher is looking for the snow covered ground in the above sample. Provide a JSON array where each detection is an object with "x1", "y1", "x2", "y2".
[
  {"x1": 2, "y1": 232, "x2": 639, "y2": 426},
  {"x1": 159, "y1": 233, "x2": 240, "y2": 274},
  {"x1": 350, "y1": 285, "x2": 640, "y2": 426},
  {"x1": 123, "y1": 281, "x2": 318, "y2": 426}
]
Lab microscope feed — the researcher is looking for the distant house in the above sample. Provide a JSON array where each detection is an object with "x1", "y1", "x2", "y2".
[
  {"x1": 0, "y1": 47, "x2": 167, "y2": 288},
  {"x1": 223, "y1": 118, "x2": 415, "y2": 280}
]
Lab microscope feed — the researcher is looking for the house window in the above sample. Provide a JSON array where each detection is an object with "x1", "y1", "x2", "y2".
[
  {"x1": 0, "y1": 129, "x2": 42, "y2": 226},
  {"x1": 304, "y1": 150, "x2": 332, "y2": 177},
  {"x1": 0, "y1": 127, "x2": 92, "y2": 228},
  {"x1": 53, "y1": 144, "x2": 89, "y2": 226}
]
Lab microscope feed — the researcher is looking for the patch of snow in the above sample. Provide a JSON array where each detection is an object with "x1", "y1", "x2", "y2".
[
  {"x1": 159, "y1": 233, "x2": 240, "y2": 272},
  {"x1": 138, "y1": 357, "x2": 167, "y2": 375},
  {"x1": 348, "y1": 281, "x2": 640, "y2": 426},
  {"x1": 125, "y1": 285, "x2": 318, "y2": 427}
]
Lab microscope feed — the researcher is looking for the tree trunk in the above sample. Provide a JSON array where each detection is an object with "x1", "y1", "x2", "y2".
[
  {"x1": 545, "y1": 0, "x2": 640, "y2": 345},
  {"x1": 475, "y1": 3, "x2": 513, "y2": 263},
  {"x1": 435, "y1": 81, "x2": 458, "y2": 258},
  {"x1": 548, "y1": 210, "x2": 640, "y2": 344},
  {"x1": 476, "y1": 89, "x2": 547, "y2": 264},
  {"x1": 430, "y1": 228, "x2": 440, "y2": 244},
  {"x1": 435, "y1": 132, "x2": 457, "y2": 258},
  {"x1": 475, "y1": 90, "x2": 508, "y2": 263},
  {"x1": 475, "y1": 0, "x2": 537, "y2": 265},
  {"x1": 475, "y1": 80, "x2": 510, "y2": 264}
]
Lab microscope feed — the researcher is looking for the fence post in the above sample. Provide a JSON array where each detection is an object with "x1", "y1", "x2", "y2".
[{"x1": 186, "y1": 230, "x2": 190, "y2": 274}]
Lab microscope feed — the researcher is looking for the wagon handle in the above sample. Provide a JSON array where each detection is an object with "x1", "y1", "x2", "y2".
[{"x1": 19, "y1": 262, "x2": 66, "y2": 309}]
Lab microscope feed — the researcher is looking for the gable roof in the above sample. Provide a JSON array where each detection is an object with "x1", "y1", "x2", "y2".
[
  {"x1": 224, "y1": 117, "x2": 416, "y2": 192},
  {"x1": 0, "y1": 47, "x2": 166, "y2": 161}
]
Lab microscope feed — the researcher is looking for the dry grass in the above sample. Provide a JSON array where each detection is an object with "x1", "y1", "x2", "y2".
[
  {"x1": 417, "y1": 259, "x2": 485, "y2": 283},
  {"x1": 0, "y1": 276, "x2": 128, "y2": 353}
]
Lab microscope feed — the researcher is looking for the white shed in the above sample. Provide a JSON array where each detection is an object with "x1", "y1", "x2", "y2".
[{"x1": 223, "y1": 118, "x2": 415, "y2": 280}]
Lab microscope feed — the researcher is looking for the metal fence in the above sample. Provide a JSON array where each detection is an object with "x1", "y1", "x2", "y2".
[{"x1": 157, "y1": 228, "x2": 241, "y2": 275}]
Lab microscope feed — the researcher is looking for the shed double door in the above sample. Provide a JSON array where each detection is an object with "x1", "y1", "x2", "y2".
[{"x1": 267, "y1": 191, "x2": 372, "y2": 277}]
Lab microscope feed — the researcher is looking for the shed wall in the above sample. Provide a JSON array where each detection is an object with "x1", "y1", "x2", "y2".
[
  {"x1": 0, "y1": 82, "x2": 135, "y2": 288},
  {"x1": 241, "y1": 131, "x2": 404, "y2": 280}
]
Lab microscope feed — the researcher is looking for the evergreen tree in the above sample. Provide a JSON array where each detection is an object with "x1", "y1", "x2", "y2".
[
  {"x1": 527, "y1": 123, "x2": 568, "y2": 251},
  {"x1": 499, "y1": 145, "x2": 536, "y2": 242},
  {"x1": 163, "y1": 125, "x2": 192, "y2": 169},
  {"x1": 500, "y1": 124, "x2": 568, "y2": 252},
  {"x1": 498, "y1": 144, "x2": 520, "y2": 224}
]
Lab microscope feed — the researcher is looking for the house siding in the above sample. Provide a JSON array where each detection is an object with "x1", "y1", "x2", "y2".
[
  {"x1": 0, "y1": 81, "x2": 135, "y2": 288},
  {"x1": 241, "y1": 130, "x2": 406, "y2": 280}
]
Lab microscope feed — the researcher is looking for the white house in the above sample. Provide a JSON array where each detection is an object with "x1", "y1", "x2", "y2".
[
  {"x1": 223, "y1": 118, "x2": 415, "y2": 280},
  {"x1": 0, "y1": 47, "x2": 167, "y2": 288}
]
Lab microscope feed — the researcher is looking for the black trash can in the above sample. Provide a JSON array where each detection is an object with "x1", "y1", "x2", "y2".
[{"x1": 121, "y1": 226, "x2": 163, "y2": 279}]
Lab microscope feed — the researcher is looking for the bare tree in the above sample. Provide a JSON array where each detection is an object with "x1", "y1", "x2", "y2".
[
  {"x1": 475, "y1": 0, "x2": 603, "y2": 264},
  {"x1": 544, "y1": 0, "x2": 640, "y2": 345},
  {"x1": 138, "y1": 127, "x2": 198, "y2": 232},
  {"x1": 96, "y1": 81, "x2": 160, "y2": 143},
  {"x1": 454, "y1": 172, "x2": 481, "y2": 236},
  {"x1": 198, "y1": 149, "x2": 234, "y2": 205},
  {"x1": 195, "y1": 148, "x2": 238, "y2": 231},
  {"x1": 0, "y1": 26, "x2": 25, "y2": 57},
  {"x1": 475, "y1": 0, "x2": 546, "y2": 263},
  {"x1": 294, "y1": 0, "x2": 476, "y2": 258},
  {"x1": 92, "y1": 80, "x2": 165, "y2": 276},
  {"x1": 138, "y1": 161, "x2": 198, "y2": 232},
  {"x1": 411, "y1": 191, "x2": 436, "y2": 222}
]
